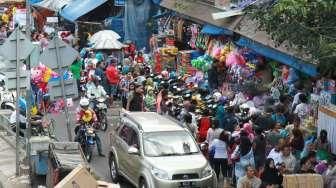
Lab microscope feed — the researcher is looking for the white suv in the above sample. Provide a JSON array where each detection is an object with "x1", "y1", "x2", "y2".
[{"x1": 108, "y1": 111, "x2": 217, "y2": 188}]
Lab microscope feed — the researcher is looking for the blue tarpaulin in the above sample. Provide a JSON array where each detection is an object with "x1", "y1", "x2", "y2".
[
  {"x1": 30, "y1": 0, "x2": 43, "y2": 3},
  {"x1": 235, "y1": 37, "x2": 317, "y2": 77},
  {"x1": 104, "y1": 16, "x2": 124, "y2": 41},
  {"x1": 125, "y1": 0, "x2": 156, "y2": 50},
  {"x1": 60, "y1": 0, "x2": 108, "y2": 22},
  {"x1": 201, "y1": 24, "x2": 233, "y2": 36},
  {"x1": 152, "y1": 0, "x2": 161, "y2": 4}
]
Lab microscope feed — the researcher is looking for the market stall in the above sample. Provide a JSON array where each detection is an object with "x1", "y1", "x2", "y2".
[{"x1": 317, "y1": 105, "x2": 336, "y2": 154}]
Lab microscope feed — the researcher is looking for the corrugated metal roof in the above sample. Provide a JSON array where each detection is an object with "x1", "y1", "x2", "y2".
[{"x1": 160, "y1": 0, "x2": 242, "y2": 31}]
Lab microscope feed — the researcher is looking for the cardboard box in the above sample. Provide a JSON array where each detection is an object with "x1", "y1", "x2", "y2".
[{"x1": 54, "y1": 165, "x2": 97, "y2": 188}]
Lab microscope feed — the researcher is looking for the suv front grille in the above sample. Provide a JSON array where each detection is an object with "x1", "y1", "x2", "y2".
[{"x1": 172, "y1": 173, "x2": 199, "y2": 180}]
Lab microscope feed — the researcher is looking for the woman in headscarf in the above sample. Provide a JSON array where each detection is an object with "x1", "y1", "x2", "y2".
[
  {"x1": 260, "y1": 158, "x2": 283, "y2": 187},
  {"x1": 232, "y1": 136, "x2": 255, "y2": 183},
  {"x1": 243, "y1": 123, "x2": 255, "y2": 142}
]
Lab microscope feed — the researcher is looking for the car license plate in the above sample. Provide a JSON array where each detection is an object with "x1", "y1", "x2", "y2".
[{"x1": 179, "y1": 182, "x2": 196, "y2": 188}]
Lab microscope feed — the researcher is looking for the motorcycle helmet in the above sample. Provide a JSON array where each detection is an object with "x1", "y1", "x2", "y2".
[
  {"x1": 80, "y1": 98, "x2": 90, "y2": 108},
  {"x1": 213, "y1": 92, "x2": 222, "y2": 102}
]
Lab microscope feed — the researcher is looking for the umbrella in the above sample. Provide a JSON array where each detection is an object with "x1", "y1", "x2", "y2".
[
  {"x1": 92, "y1": 38, "x2": 126, "y2": 50},
  {"x1": 90, "y1": 30, "x2": 121, "y2": 44}
]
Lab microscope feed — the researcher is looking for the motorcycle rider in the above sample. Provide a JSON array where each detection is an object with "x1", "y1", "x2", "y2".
[
  {"x1": 86, "y1": 76, "x2": 107, "y2": 109},
  {"x1": 75, "y1": 98, "x2": 105, "y2": 157}
]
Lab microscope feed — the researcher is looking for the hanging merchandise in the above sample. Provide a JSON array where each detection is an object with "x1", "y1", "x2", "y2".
[
  {"x1": 189, "y1": 24, "x2": 199, "y2": 49},
  {"x1": 31, "y1": 64, "x2": 59, "y2": 94},
  {"x1": 191, "y1": 54, "x2": 213, "y2": 72},
  {"x1": 226, "y1": 50, "x2": 246, "y2": 67},
  {"x1": 195, "y1": 34, "x2": 209, "y2": 51}
]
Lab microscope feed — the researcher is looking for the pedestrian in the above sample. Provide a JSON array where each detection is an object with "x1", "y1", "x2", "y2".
[
  {"x1": 294, "y1": 94, "x2": 310, "y2": 123},
  {"x1": 126, "y1": 84, "x2": 144, "y2": 112},
  {"x1": 197, "y1": 109, "x2": 211, "y2": 143},
  {"x1": 105, "y1": 58, "x2": 120, "y2": 107},
  {"x1": 237, "y1": 165, "x2": 261, "y2": 188},
  {"x1": 315, "y1": 129, "x2": 331, "y2": 153},
  {"x1": 183, "y1": 113, "x2": 198, "y2": 139},
  {"x1": 70, "y1": 57, "x2": 83, "y2": 97},
  {"x1": 266, "y1": 120, "x2": 282, "y2": 154},
  {"x1": 144, "y1": 88, "x2": 156, "y2": 112},
  {"x1": 209, "y1": 131, "x2": 230, "y2": 181},
  {"x1": 271, "y1": 104, "x2": 287, "y2": 127},
  {"x1": 260, "y1": 158, "x2": 283, "y2": 187},
  {"x1": 253, "y1": 127, "x2": 266, "y2": 172},
  {"x1": 280, "y1": 145, "x2": 296, "y2": 174},
  {"x1": 290, "y1": 128, "x2": 304, "y2": 159},
  {"x1": 298, "y1": 156, "x2": 315, "y2": 174},
  {"x1": 243, "y1": 123, "x2": 255, "y2": 142},
  {"x1": 95, "y1": 61, "x2": 108, "y2": 90},
  {"x1": 232, "y1": 136, "x2": 255, "y2": 183},
  {"x1": 120, "y1": 73, "x2": 133, "y2": 109},
  {"x1": 0, "y1": 26, "x2": 7, "y2": 44}
]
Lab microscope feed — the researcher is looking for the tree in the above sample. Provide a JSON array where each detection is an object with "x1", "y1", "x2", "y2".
[{"x1": 251, "y1": 0, "x2": 336, "y2": 78}]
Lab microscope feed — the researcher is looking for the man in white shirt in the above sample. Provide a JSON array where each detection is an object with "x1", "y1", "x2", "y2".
[
  {"x1": 87, "y1": 77, "x2": 107, "y2": 99},
  {"x1": 87, "y1": 76, "x2": 107, "y2": 109},
  {"x1": 280, "y1": 145, "x2": 296, "y2": 173}
]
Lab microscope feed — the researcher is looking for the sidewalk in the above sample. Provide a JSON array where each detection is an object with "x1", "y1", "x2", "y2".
[{"x1": 0, "y1": 134, "x2": 30, "y2": 188}]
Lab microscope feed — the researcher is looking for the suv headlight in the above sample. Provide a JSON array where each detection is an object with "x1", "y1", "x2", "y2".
[
  {"x1": 201, "y1": 165, "x2": 212, "y2": 178},
  {"x1": 151, "y1": 167, "x2": 170, "y2": 180}
]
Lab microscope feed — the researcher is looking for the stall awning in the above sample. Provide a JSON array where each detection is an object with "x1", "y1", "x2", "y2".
[
  {"x1": 60, "y1": 0, "x2": 108, "y2": 22},
  {"x1": 235, "y1": 37, "x2": 317, "y2": 77},
  {"x1": 33, "y1": 0, "x2": 70, "y2": 12},
  {"x1": 201, "y1": 24, "x2": 233, "y2": 36}
]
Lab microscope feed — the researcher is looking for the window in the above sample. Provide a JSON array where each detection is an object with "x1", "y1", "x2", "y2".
[
  {"x1": 118, "y1": 124, "x2": 139, "y2": 149},
  {"x1": 119, "y1": 124, "x2": 129, "y2": 143}
]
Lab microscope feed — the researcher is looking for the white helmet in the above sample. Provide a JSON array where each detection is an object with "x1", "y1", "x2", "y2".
[
  {"x1": 79, "y1": 98, "x2": 90, "y2": 108},
  {"x1": 213, "y1": 92, "x2": 222, "y2": 102}
]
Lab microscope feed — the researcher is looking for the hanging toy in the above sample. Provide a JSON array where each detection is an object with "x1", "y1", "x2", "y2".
[{"x1": 226, "y1": 51, "x2": 246, "y2": 67}]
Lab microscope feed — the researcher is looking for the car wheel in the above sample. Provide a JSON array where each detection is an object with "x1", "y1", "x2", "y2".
[
  {"x1": 139, "y1": 178, "x2": 148, "y2": 188},
  {"x1": 109, "y1": 155, "x2": 119, "y2": 183}
]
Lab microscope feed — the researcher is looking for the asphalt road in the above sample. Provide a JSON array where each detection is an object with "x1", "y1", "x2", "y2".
[
  {"x1": 52, "y1": 100, "x2": 227, "y2": 188},
  {"x1": 53, "y1": 101, "x2": 134, "y2": 188}
]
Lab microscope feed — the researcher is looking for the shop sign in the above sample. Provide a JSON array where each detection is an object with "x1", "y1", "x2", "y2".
[
  {"x1": 46, "y1": 17, "x2": 58, "y2": 23},
  {"x1": 13, "y1": 9, "x2": 27, "y2": 27}
]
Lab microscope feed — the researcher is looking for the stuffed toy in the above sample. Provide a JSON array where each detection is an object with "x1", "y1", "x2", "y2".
[{"x1": 226, "y1": 51, "x2": 246, "y2": 67}]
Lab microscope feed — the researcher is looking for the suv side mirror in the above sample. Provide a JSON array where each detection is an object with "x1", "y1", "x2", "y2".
[{"x1": 128, "y1": 146, "x2": 139, "y2": 155}]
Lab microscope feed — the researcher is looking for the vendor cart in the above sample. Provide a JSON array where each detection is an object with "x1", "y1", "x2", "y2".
[{"x1": 46, "y1": 142, "x2": 88, "y2": 188}]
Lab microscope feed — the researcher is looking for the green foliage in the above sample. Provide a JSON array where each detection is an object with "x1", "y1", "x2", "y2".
[{"x1": 251, "y1": 0, "x2": 336, "y2": 78}]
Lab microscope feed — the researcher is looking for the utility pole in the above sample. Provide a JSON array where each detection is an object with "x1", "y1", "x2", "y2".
[
  {"x1": 15, "y1": 28, "x2": 21, "y2": 177},
  {"x1": 25, "y1": 0, "x2": 32, "y2": 180}
]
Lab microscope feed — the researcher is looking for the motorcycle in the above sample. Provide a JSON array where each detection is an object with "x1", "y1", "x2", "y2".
[
  {"x1": 31, "y1": 116, "x2": 56, "y2": 138},
  {"x1": 77, "y1": 122, "x2": 96, "y2": 162},
  {"x1": 0, "y1": 89, "x2": 15, "y2": 111}
]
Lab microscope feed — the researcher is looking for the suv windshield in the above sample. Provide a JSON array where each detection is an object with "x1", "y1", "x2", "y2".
[{"x1": 143, "y1": 131, "x2": 199, "y2": 157}]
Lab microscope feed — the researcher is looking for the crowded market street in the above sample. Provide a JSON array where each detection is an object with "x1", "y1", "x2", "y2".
[{"x1": 0, "y1": 1, "x2": 335, "y2": 188}]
